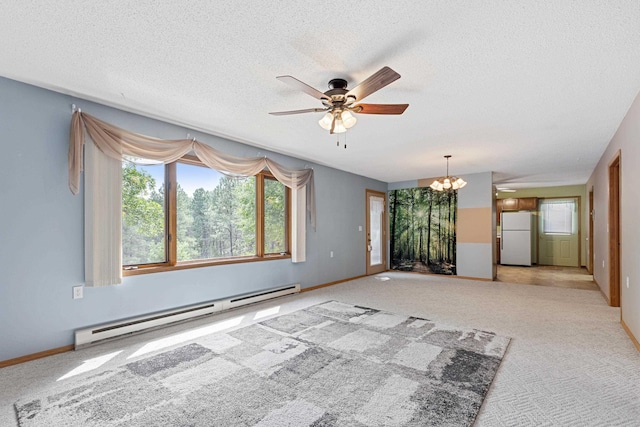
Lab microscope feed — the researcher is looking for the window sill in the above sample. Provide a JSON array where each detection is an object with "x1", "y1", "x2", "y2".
[{"x1": 123, "y1": 254, "x2": 291, "y2": 277}]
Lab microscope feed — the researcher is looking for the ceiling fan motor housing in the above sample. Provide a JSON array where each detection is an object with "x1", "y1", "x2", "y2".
[
  {"x1": 328, "y1": 78, "x2": 348, "y2": 90},
  {"x1": 323, "y1": 78, "x2": 353, "y2": 106}
]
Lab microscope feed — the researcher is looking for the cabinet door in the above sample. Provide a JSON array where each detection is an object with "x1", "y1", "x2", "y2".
[
  {"x1": 519, "y1": 197, "x2": 538, "y2": 210},
  {"x1": 502, "y1": 198, "x2": 518, "y2": 210}
]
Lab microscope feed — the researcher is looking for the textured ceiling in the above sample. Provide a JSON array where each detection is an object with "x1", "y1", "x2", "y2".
[{"x1": 2, "y1": 1, "x2": 640, "y2": 187}]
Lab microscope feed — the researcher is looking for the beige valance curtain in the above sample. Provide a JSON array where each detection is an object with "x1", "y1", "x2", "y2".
[{"x1": 68, "y1": 111, "x2": 316, "y2": 228}]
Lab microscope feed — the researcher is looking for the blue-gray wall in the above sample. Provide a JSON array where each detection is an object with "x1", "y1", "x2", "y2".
[{"x1": 0, "y1": 76, "x2": 386, "y2": 361}]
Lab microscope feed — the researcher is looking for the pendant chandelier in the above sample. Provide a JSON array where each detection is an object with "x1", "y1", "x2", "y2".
[{"x1": 430, "y1": 155, "x2": 467, "y2": 191}]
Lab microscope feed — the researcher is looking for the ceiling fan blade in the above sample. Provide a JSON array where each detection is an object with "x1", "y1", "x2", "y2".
[
  {"x1": 346, "y1": 66, "x2": 401, "y2": 102},
  {"x1": 276, "y1": 76, "x2": 331, "y2": 101},
  {"x1": 353, "y1": 103, "x2": 409, "y2": 115},
  {"x1": 269, "y1": 108, "x2": 328, "y2": 116}
]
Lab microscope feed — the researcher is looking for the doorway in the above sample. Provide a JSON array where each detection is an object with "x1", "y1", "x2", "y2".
[
  {"x1": 366, "y1": 189, "x2": 387, "y2": 275},
  {"x1": 608, "y1": 153, "x2": 621, "y2": 307}
]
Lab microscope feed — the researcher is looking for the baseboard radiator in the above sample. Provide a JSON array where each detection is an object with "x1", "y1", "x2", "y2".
[{"x1": 74, "y1": 284, "x2": 300, "y2": 349}]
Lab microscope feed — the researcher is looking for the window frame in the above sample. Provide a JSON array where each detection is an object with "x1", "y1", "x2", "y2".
[{"x1": 123, "y1": 155, "x2": 291, "y2": 276}]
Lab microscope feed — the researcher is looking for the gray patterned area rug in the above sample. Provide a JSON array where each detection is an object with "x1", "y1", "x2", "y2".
[{"x1": 15, "y1": 301, "x2": 510, "y2": 426}]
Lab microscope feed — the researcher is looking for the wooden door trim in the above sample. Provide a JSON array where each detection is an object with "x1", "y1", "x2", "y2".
[
  {"x1": 577, "y1": 196, "x2": 582, "y2": 267},
  {"x1": 608, "y1": 151, "x2": 621, "y2": 307},
  {"x1": 588, "y1": 188, "x2": 594, "y2": 274},
  {"x1": 365, "y1": 189, "x2": 387, "y2": 276}
]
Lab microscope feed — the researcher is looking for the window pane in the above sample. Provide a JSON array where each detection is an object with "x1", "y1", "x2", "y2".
[
  {"x1": 369, "y1": 195, "x2": 384, "y2": 265},
  {"x1": 122, "y1": 162, "x2": 166, "y2": 265},
  {"x1": 264, "y1": 178, "x2": 287, "y2": 254},
  {"x1": 177, "y1": 163, "x2": 256, "y2": 261},
  {"x1": 541, "y1": 200, "x2": 575, "y2": 234}
]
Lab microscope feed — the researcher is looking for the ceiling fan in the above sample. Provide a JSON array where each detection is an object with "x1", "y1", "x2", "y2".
[{"x1": 269, "y1": 66, "x2": 409, "y2": 134}]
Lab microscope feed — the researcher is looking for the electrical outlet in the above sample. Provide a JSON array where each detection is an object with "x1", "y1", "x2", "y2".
[
  {"x1": 358, "y1": 226, "x2": 363, "y2": 231},
  {"x1": 330, "y1": 251, "x2": 334, "y2": 258},
  {"x1": 626, "y1": 277, "x2": 630, "y2": 288},
  {"x1": 602, "y1": 260, "x2": 605, "y2": 268},
  {"x1": 73, "y1": 286, "x2": 84, "y2": 299}
]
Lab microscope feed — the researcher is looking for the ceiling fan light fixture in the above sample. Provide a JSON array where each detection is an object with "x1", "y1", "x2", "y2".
[
  {"x1": 318, "y1": 110, "x2": 355, "y2": 133},
  {"x1": 318, "y1": 112, "x2": 333, "y2": 130},
  {"x1": 332, "y1": 116, "x2": 347, "y2": 133},
  {"x1": 341, "y1": 110, "x2": 357, "y2": 128}
]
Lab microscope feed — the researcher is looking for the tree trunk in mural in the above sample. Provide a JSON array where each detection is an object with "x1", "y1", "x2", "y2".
[
  {"x1": 418, "y1": 227, "x2": 424, "y2": 263},
  {"x1": 390, "y1": 187, "x2": 458, "y2": 275},
  {"x1": 450, "y1": 191, "x2": 457, "y2": 265},
  {"x1": 426, "y1": 189, "x2": 433, "y2": 267},
  {"x1": 405, "y1": 194, "x2": 410, "y2": 261},
  {"x1": 437, "y1": 195, "x2": 442, "y2": 261},
  {"x1": 447, "y1": 191, "x2": 452, "y2": 261},
  {"x1": 410, "y1": 191, "x2": 415, "y2": 261}
]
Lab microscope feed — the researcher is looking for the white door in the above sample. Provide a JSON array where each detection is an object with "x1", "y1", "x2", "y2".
[{"x1": 366, "y1": 190, "x2": 386, "y2": 275}]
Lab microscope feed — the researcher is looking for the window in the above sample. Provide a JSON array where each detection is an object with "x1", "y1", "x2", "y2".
[
  {"x1": 263, "y1": 177, "x2": 287, "y2": 254},
  {"x1": 122, "y1": 156, "x2": 289, "y2": 273},
  {"x1": 122, "y1": 161, "x2": 166, "y2": 266},
  {"x1": 176, "y1": 162, "x2": 256, "y2": 261},
  {"x1": 540, "y1": 199, "x2": 576, "y2": 235}
]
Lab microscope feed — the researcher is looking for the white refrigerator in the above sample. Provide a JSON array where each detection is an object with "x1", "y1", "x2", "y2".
[{"x1": 500, "y1": 211, "x2": 532, "y2": 266}]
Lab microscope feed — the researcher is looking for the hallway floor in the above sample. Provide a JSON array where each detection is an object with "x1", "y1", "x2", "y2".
[{"x1": 496, "y1": 265, "x2": 598, "y2": 291}]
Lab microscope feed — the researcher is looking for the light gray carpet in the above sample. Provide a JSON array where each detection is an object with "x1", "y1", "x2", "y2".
[
  {"x1": 13, "y1": 301, "x2": 509, "y2": 426},
  {"x1": 2, "y1": 272, "x2": 639, "y2": 426}
]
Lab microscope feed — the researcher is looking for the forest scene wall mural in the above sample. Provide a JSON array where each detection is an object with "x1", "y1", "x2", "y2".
[{"x1": 389, "y1": 187, "x2": 458, "y2": 275}]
